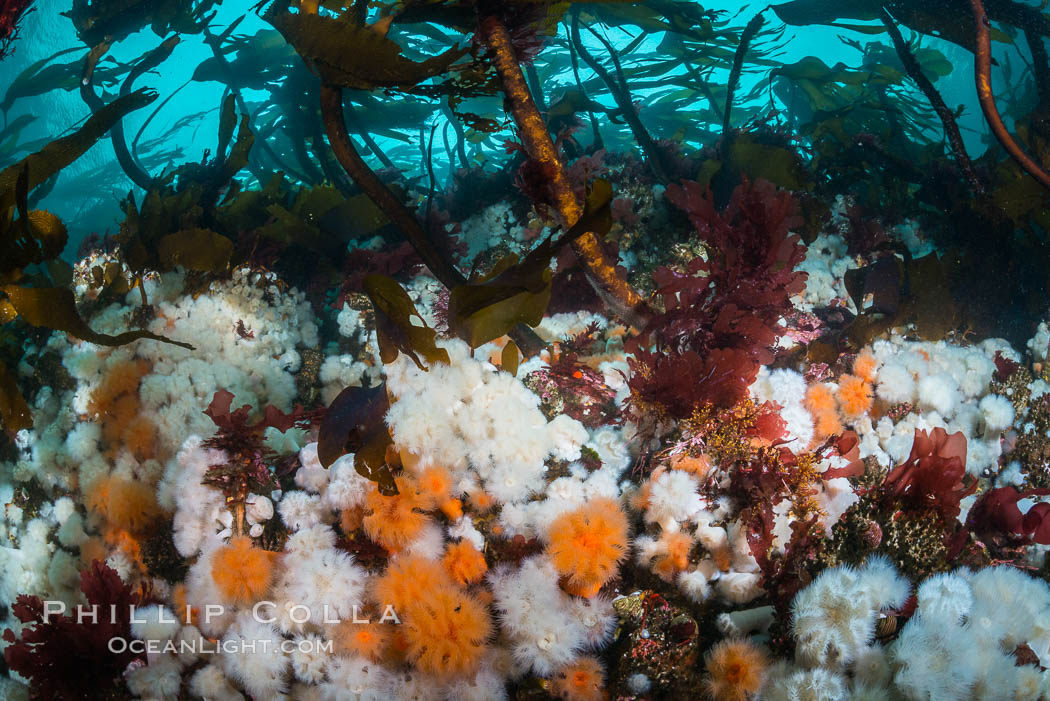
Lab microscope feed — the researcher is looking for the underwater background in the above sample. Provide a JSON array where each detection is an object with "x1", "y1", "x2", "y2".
[{"x1": 1, "y1": 0, "x2": 1050, "y2": 699}]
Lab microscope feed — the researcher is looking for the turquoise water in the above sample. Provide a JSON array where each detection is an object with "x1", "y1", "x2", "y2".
[{"x1": 0, "y1": 0, "x2": 1025, "y2": 247}]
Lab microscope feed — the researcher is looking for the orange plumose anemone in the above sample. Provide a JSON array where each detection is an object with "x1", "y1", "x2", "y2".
[
  {"x1": 78, "y1": 538, "x2": 108, "y2": 568},
  {"x1": 549, "y1": 655, "x2": 607, "y2": 701},
  {"x1": 837, "y1": 373, "x2": 873, "y2": 419},
  {"x1": 671, "y1": 453, "x2": 712, "y2": 479},
  {"x1": 468, "y1": 489, "x2": 496, "y2": 513},
  {"x1": 417, "y1": 466, "x2": 453, "y2": 501},
  {"x1": 814, "y1": 410, "x2": 844, "y2": 441},
  {"x1": 652, "y1": 530, "x2": 693, "y2": 583},
  {"x1": 853, "y1": 348, "x2": 879, "y2": 384},
  {"x1": 442, "y1": 540, "x2": 488, "y2": 586},
  {"x1": 546, "y1": 497, "x2": 629, "y2": 597},
  {"x1": 804, "y1": 383, "x2": 837, "y2": 414},
  {"x1": 121, "y1": 415, "x2": 158, "y2": 462},
  {"x1": 85, "y1": 474, "x2": 159, "y2": 534},
  {"x1": 102, "y1": 394, "x2": 139, "y2": 443},
  {"x1": 805, "y1": 383, "x2": 843, "y2": 440},
  {"x1": 211, "y1": 535, "x2": 277, "y2": 606},
  {"x1": 401, "y1": 584, "x2": 492, "y2": 679},
  {"x1": 88, "y1": 358, "x2": 150, "y2": 411},
  {"x1": 630, "y1": 479, "x2": 653, "y2": 512},
  {"x1": 87, "y1": 358, "x2": 160, "y2": 461},
  {"x1": 331, "y1": 621, "x2": 390, "y2": 662},
  {"x1": 172, "y1": 583, "x2": 198, "y2": 625},
  {"x1": 373, "y1": 555, "x2": 451, "y2": 614},
  {"x1": 417, "y1": 466, "x2": 464, "y2": 520},
  {"x1": 363, "y1": 476, "x2": 435, "y2": 551},
  {"x1": 703, "y1": 638, "x2": 769, "y2": 701},
  {"x1": 439, "y1": 496, "x2": 463, "y2": 521}
]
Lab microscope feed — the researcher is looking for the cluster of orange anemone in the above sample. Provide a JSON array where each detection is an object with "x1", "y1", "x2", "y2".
[
  {"x1": 805, "y1": 349, "x2": 878, "y2": 443},
  {"x1": 334, "y1": 457, "x2": 501, "y2": 680},
  {"x1": 704, "y1": 638, "x2": 769, "y2": 701},
  {"x1": 352, "y1": 465, "x2": 464, "y2": 552},
  {"x1": 82, "y1": 473, "x2": 159, "y2": 572},
  {"x1": 78, "y1": 358, "x2": 168, "y2": 574},
  {"x1": 372, "y1": 554, "x2": 493, "y2": 678},
  {"x1": 86, "y1": 358, "x2": 158, "y2": 462},
  {"x1": 344, "y1": 453, "x2": 632, "y2": 691}
]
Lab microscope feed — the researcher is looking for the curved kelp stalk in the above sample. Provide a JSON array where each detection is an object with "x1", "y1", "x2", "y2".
[
  {"x1": 481, "y1": 13, "x2": 651, "y2": 329},
  {"x1": 320, "y1": 84, "x2": 466, "y2": 290},
  {"x1": 565, "y1": 23, "x2": 604, "y2": 151},
  {"x1": 266, "y1": 0, "x2": 464, "y2": 278},
  {"x1": 569, "y1": 8, "x2": 672, "y2": 183},
  {"x1": 970, "y1": 0, "x2": 1050, "y2": 191},
  {"x1": 131, "y1": 76, "x2": 191, "y2": 164},
  {"x1": 723, "y1": 13, "x2": 764, "y2": 134},
  {"x1": 304, "y1": 105, "x2": 350, "y2": 191},
  {"x1": 0, "y1": 88, "x2": 156, "y2": 202},
  {"x1": 344, "y1": 102, "x2": 396, "y2": 170},
  {"x1": 685, "y1": 60, "x2": 725, "y2": 126},
  {"x1": 79, "y1": 39, "x2": 175, "y2": 191},
  {"x1": 525, "y1": 62, "x2": 547, "y2": 112},
  {"x1": 441, "y1": 97, "x2": 469, "y2": 172},
  {"x1": 880, "y1": 9, "x2": 984, "y2": 195}
]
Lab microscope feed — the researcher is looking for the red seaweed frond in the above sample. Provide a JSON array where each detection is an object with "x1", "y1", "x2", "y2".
[
  {"x1": 3, "y1": 561, "x2": 150, "y2": 700},
  {"x1": 992, "y1": 350, "x2": 1021, "y2": 382},
  {"x1": 728, "y1": 431, "x2": 859, "y2": 599},
  {"x1": 562, "y1": 321, "x2": 602, "y2": 355},
  {"x1": 626, "y1": 347, "x2": 758, "y2": 421},
  {"x1": 966, "y1": 486, "x2": 1050, "y2": 545},
  {"x1": 0, "y1": 0, "x2": 34, "y2": 60},
  {"x1": 204, "y1": 389, "x2": 315, "y2": 441},
  {"x1": 626, "y1": 178, "x2": 806, "y2": 420},
  {"x1": 566, "y1": 149, "x2": 609, "y2": 201},
  {"x1": 883, "y1": 427, "x2": 975, "y2": 523},
  {"x1": 201, "y1": 389, "x2": 320, "y2": 502}
]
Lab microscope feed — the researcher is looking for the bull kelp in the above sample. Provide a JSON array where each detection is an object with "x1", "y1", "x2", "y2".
[{"x1": 1, "y1": 0, "x2": 1050, "y2": 699}]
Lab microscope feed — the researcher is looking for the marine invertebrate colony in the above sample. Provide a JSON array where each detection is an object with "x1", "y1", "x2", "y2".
[{"x1": 546, "y1": 496, "x2": 629, "y2": 597}]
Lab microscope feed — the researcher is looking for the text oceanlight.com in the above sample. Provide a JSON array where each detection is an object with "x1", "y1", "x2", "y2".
[{"x1": 108, "y1": 637, "x2": 336, "y2": 655}]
